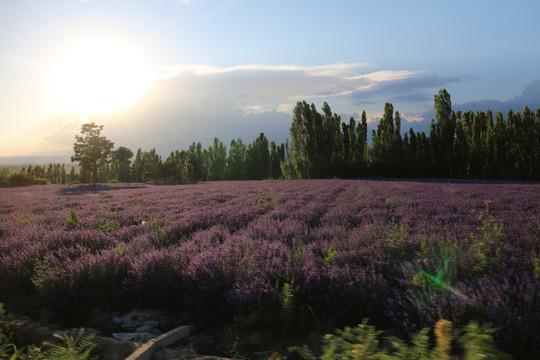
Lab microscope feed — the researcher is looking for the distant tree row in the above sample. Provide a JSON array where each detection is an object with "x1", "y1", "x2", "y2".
[
  {"x1": 284, "y1": 89, "x2": 540, "y2": 180},
  {"x1": 91, "y1": 132, "x2": 286, "y2": 184},
  {"x1": 0, "y1": 163, "x2": 79, "y2": 186}
]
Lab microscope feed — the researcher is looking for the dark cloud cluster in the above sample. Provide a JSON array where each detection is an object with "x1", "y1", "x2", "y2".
[{"x1": 350, "y1": 74, "x2": 463, "y2": 105}]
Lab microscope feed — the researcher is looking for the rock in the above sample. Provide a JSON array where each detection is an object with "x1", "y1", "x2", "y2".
[
  {"x1": 112, "y1": 332, "x2": 158, "y2": 342},
  {"x1": 65, "y1": 327, "x2": 103, "y2": 337},
  {"x1": 181, "y1": 346, "x2": 197, "y2": 354},
  {"x1": 143, "y1": 319, "x2": 160, "y2": 327},
  {"x1": 187, "y1": 341, "x2": 200, "y2": 352},
  {"x1": 92, "y1": 335, "x2": 136, "y2": 360},
  {"x1": 135, "y1": 324, "x2": 155, "y2": 333}
]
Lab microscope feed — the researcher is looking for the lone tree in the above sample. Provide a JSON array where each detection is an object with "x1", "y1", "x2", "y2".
[{"x1": 72, "y1": 122, "x2": 114, "y2": 185}]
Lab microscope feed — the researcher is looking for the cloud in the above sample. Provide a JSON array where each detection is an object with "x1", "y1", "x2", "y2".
[
  {"x1": 276, "y1": 104, "x2": 293, "y2": 113},
  {"x1": 430, "y1": 80, "x2": 540, "y2": 117},
  {"x1": 350, "y1": 74, "x2": 464, "y2": 105},
  {"x1": 42, "y1": 62, "x2": 437, "y2": 156},
  {"x1": 156, "y1": 63, "x2": 419, "y2": 111}
]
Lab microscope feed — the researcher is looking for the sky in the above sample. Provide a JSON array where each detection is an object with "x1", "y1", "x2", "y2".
[{"x1": 1, "y1": 0, "x2": 540, "y2": 159}]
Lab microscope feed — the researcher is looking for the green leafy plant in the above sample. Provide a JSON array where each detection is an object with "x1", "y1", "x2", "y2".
[
  {"x1": 66, "y1": 210, "x2": 81, "y2": 228},
  {"x1": 89, "y1": 218, "x2": 119, "y2": 232},
  {"x1": 533, "y1": 258, "x2": 540, "y2": 279},
  {"x1": 324, "y1": 245, "x2": 338, "y2": 268},
  {"x1": 142, "y1": 217, "x2": 171, "y2": 244},
  {"x1": 268, "y1": 187, "x2": 280, "y2": 205},
  {"x1": 279, "y1": 282, "x2": 296, "y2": 335},
  {"x1": 288, "y1": 318, "x2": 511, "y2": 360},
  {"x1": 470, "y1": 201, "x2": 504, "y2": 274},
  {"x1": 458, "y1": 321, "x2": 511, "y2": 360},
  {"x1": 32, "y1": 329, "x2": 98, "y2": 360},
  {"x1": 0, "y1": 303, "x2": 25, "y2": 360},
  {"x1": 290, "y1": 319, "x2": 386, "y2": 360}
]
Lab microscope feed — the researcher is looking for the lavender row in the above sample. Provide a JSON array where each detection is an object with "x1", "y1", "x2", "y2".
[{"x1": 0, "y1": 180, "x2": 538, "y2": 355}]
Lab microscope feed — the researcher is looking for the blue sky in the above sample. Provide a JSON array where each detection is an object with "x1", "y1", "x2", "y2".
[{"x1": 1, "y1": 0, "x2": 540, "y2": 158}]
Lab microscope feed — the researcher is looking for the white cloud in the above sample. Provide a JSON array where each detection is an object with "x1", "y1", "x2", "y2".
[
  {"x1": 243, "y1": 105, "x2": 263, "y2": 114},
  {"x1": 163, "y1": 62, "x2": 373, "y2": 78},
  {"x1": 365, "y1": 112, "x2": 384, "y2": 124},
  {"x1": 400, "y1": 113, "x2": 425, "y2": 123},
  {"x1": 157, "y1": 63, "x2": 418, "y2": 112},
  {"x1": 276, "y1": 104, "x2": 294, "y2": 113}
]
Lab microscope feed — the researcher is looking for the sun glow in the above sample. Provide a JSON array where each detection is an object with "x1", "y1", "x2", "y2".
[{"x1": 49, "y1": 40, "x2": 151, "y2": 114}]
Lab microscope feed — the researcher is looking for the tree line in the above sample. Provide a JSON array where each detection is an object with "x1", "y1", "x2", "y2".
[
  {"x1": 0, "y1": 163, "x2": 78, "y2": 186},
  {"x1": 97, "y1": 134, "x2": 286, "y2": 184},
  {"x1": 65, "y1": 123, "x2": 286, "y2": 185},
  {"x1": 284, "y1": 89, "x2": 540, "y2": 180}
]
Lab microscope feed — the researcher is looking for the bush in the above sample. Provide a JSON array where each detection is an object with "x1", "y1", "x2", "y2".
[
  {"x1": 7, "y1": 172, "x2": 36, "y2": 187},
  {"x1": 1, "y1": 303, "x2": 98, "y2": 360},
  {"x1": 289, "y1": 319, "x2": 512, "y2": 360}
]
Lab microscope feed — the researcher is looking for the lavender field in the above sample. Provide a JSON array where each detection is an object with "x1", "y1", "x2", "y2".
[{"x1": 1, "y1": 180, "x2": 539, "y2": 356}]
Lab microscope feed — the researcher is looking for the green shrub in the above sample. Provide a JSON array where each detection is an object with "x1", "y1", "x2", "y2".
[
  {"x1": 289, "y1": 318, "x2": 512, "y2": 360},
  {"x1": 66, "y1": 210, "x2": 81, "y2": 228},
  {"x1": 7, "y1": 172, "x2": 36, "y2": 187},
  {"x1": 89, "y1": 219, "x2": 119, "y2": 232},
  {"x1": 1, "y1": 303, "x2": 98, "y2": 360},
  {"x1": 30, "y1": 329, "x2": 97, "y2": 360}
]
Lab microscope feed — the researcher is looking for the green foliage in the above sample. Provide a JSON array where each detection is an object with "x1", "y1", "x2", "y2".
[
  {"x1": 7, "y1": 172, "x2": 37, "y2": 187},
  {"x1": 0, "y1": 334, "x2": 24, "y2": 360},
  {"x1": 458, "y1": 322, "x2": 512, "y2": 360},
  {"x1": 111, "y1": 146, "x2": 133, "y2": 183},
  {"x1": 72, "y1": 122, "x2": 114, "y2": 185},
  {"x1": 324, "y1": 245, "x2": 338, "y2": 268},
  {"x1": 290, "y1": 319, "x2": 386, "y2": 360},
  {"x1": 470, "y1": 201, "x2": 504, "y2": 274},
  {"x1": 387, "y1": 327, "x2": 432, "y2": 360},
  {"x1": 66, "y1": 210, "x2": 81, "y2": 228},
  {"x1": 31, "y1": 258, "x2": 55, "y2": 293},
  {"x1": 245, "y1": 133, "x2": 270, "y2": 180},
  {"x1": 2, "y1": 304, "x2": 99, "y2": 360},
  {"x1": 142, "y1": 217, "x2": 171, "y2": 245},
  {"x1": 288, "y1": 319, "x2": 511, "y2": 360},
  {"x1": 0, "y1": 304, "x2": 25, "y2": 360},
  {"x1": 387, "y1": 221, "x2": 408, "y2": 249},
  {"x1": 280, "y1": 283, "x2": 295, "y2": 333},
  {"x1": 534, "y1": 258, "x2": 540, "y2": 279},
  {"x1": 30, "y1": 329, "x2": 97, "y2": 360},
  {"x1": 89, "y1": 218, "x2": 119, "y2": 232},
  {"x1": 267, "y1": 187, "x2": 280, "y2": 205}
]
